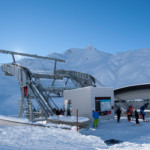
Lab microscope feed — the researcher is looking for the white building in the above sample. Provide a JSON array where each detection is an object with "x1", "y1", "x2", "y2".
[{"x1": 64, "y1": 86, "x2": 114, "y2": 121}]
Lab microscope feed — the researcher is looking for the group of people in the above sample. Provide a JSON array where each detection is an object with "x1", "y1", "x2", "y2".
[
  {"x1": 53, "y1": 108, "x2": 65, "y2": 115},
  {"x1": 53, "y1": 103, "x2": 148, "y2": 128},
  {"x1": 116, "y1": 103, "x2": 149, "y2": 124},
  {"x1": 125, "y1": 106, "x2": 140, "y2": 124},
  {"x1": 53, "y1": 106, "x2": 71, "y2": 116}
]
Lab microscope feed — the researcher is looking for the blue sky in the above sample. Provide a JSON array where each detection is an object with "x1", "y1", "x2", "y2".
[{"x1": 0, "y1": 0, "x2": 150, "y2": 58}]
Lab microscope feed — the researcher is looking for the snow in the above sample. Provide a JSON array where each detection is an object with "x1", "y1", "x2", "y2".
[
  {"x1": 49, "y1": 115, "x2": 89, "y2": 123},
  {"x1": 0, "y1": 116, "x2": 150, "y2": 149},
  {"x1": 0, "y1": 125, "x2": 107, "y2": 150},
  {"x1": 0, "y1": 115, "x2": 28, "y2": 123},
  {"x1": 137, "y1": 110, "x2": 150, "y2": 113},
  {"x1": 81, "y1": 117, "x2": 150, "y2": 150}
]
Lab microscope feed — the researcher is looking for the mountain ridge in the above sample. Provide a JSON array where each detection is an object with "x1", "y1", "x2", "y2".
[{"x1": 47, "y1": 47, "x2": 150, "y2": 88}]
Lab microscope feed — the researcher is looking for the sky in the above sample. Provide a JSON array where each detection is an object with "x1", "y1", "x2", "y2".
[{"x1": 0, "y1": 0, "x2": 150, "y2": 62}]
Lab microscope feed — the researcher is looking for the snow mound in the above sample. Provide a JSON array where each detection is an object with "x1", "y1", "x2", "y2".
[{"x1": 0, "y1": 126, "x2": 107, "y2": 150}]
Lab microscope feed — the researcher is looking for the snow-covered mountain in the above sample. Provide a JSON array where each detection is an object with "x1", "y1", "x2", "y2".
[
  {"x1": 18, "y1": 46, "x2": 150, "y2": 88},
  {"x1": 57, "y1": 47, "x2": 150, "y2": 88},
  {"x1": 0, "y1": 46, "x2": 150, "y2": 115}
]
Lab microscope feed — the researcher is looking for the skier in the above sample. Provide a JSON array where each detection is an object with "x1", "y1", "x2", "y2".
[
  {"x1": 92, "y1": 110, "x2": 99, "y2": 128},
  {"x1": 134, "y1": 110, "x2": 139, "y2": 124},
  {"x1": 140, "y1": 109, "x2": 145, "y2": 121},
  {"x1": 129, "y1": 106, "x2": 134, "y2": 120},
  {"x1": 126, "y1": 107, "x2": 132, "y2": 122},
  {"x1": 140, "y1": 103, "x2": 148, "y2": 121},
  {"x1": 116, "y1": 107, "x2": 122, "y2": 123}
]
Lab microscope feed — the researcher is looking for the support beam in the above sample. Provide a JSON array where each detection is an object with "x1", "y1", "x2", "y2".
[
  {"x1": 54, "y1": 60, "x2": 57, "y2": 73},
  {"x1": 29, "y1": 103, "x2": 33, "y2": 122},
  {"x1": 18, "y1": 87, "x2": 24, "y2": 118},
  {"x1": 12, "y1": 54, "x2": 16, "y2": 63},
  {"x1": 0, "y1": 49, "x2": 65, "y2": 63}
]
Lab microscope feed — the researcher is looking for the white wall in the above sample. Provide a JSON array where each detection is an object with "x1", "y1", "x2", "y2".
[
  {"x1": 64, "y1": 86, "x2": 114, "y2": 121},
  {"x1": 64, "y1": 87, "x2": 92, "y2": 119}
]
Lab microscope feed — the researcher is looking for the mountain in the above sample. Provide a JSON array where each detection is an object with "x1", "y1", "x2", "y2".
[
  {"x1": 0, "y1": 46, "x2": 150, "y2": 115},
  {"x1": 47, "y1": 47, "x2": 150, "y2": 88},
  {"x1": 17, "y1": 46, "x2": 150, "y2": 88}
]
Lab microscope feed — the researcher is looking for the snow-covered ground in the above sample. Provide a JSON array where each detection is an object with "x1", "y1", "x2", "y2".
[
  {"x1": 1, "y1": 116, "x2": 150, "y2": 150},
  {"x1": 81, "y1": 117, "x2": 150, "y2": 150},
  {"x1": 0, "y1": 124, "x2": 106, "y2": 150}
]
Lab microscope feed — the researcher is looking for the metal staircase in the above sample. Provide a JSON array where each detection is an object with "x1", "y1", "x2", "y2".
[{"x1": 115, "y1": 95, "x2": 130, "y2": 111}]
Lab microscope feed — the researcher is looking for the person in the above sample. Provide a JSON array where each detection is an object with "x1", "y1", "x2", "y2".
[
  {"x1": 134, "y1": 110, "x2": 139, "y2": 124},
  {"x1": 67, "y1": 101, "x2": 71, "y2": 116},
  {"x1": 56, "y1": 109, "x2": 59, "y2": 115},
  {"x1": 59, "y1": 108, "x2": 64, "y2": 115},
  {"x1": 92, "y1": 110, "x2": 99, "y2": 128},
  {"x1": 129, "y1": 106, "x2": 134, "y2": 120},
  {"x1": 126, "y1": 107, "x2": 132, "y2": 122},
  {"x1": 140, "y1": 110, "x2": 145, "y2": 121},
  {"x1": 140, "y1": 104, "x2": 147, "y2": 121},
  {"x1": 116, "y1": 107, "x2": 122, "y2": 123},
  {"x1": 53, "y1": 108, "x2": 57, "y2": 114}
]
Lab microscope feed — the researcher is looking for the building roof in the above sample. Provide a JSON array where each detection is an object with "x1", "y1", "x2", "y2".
[{"x1": 114, "y1": 84, "x2": 150, "y2": 95}]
